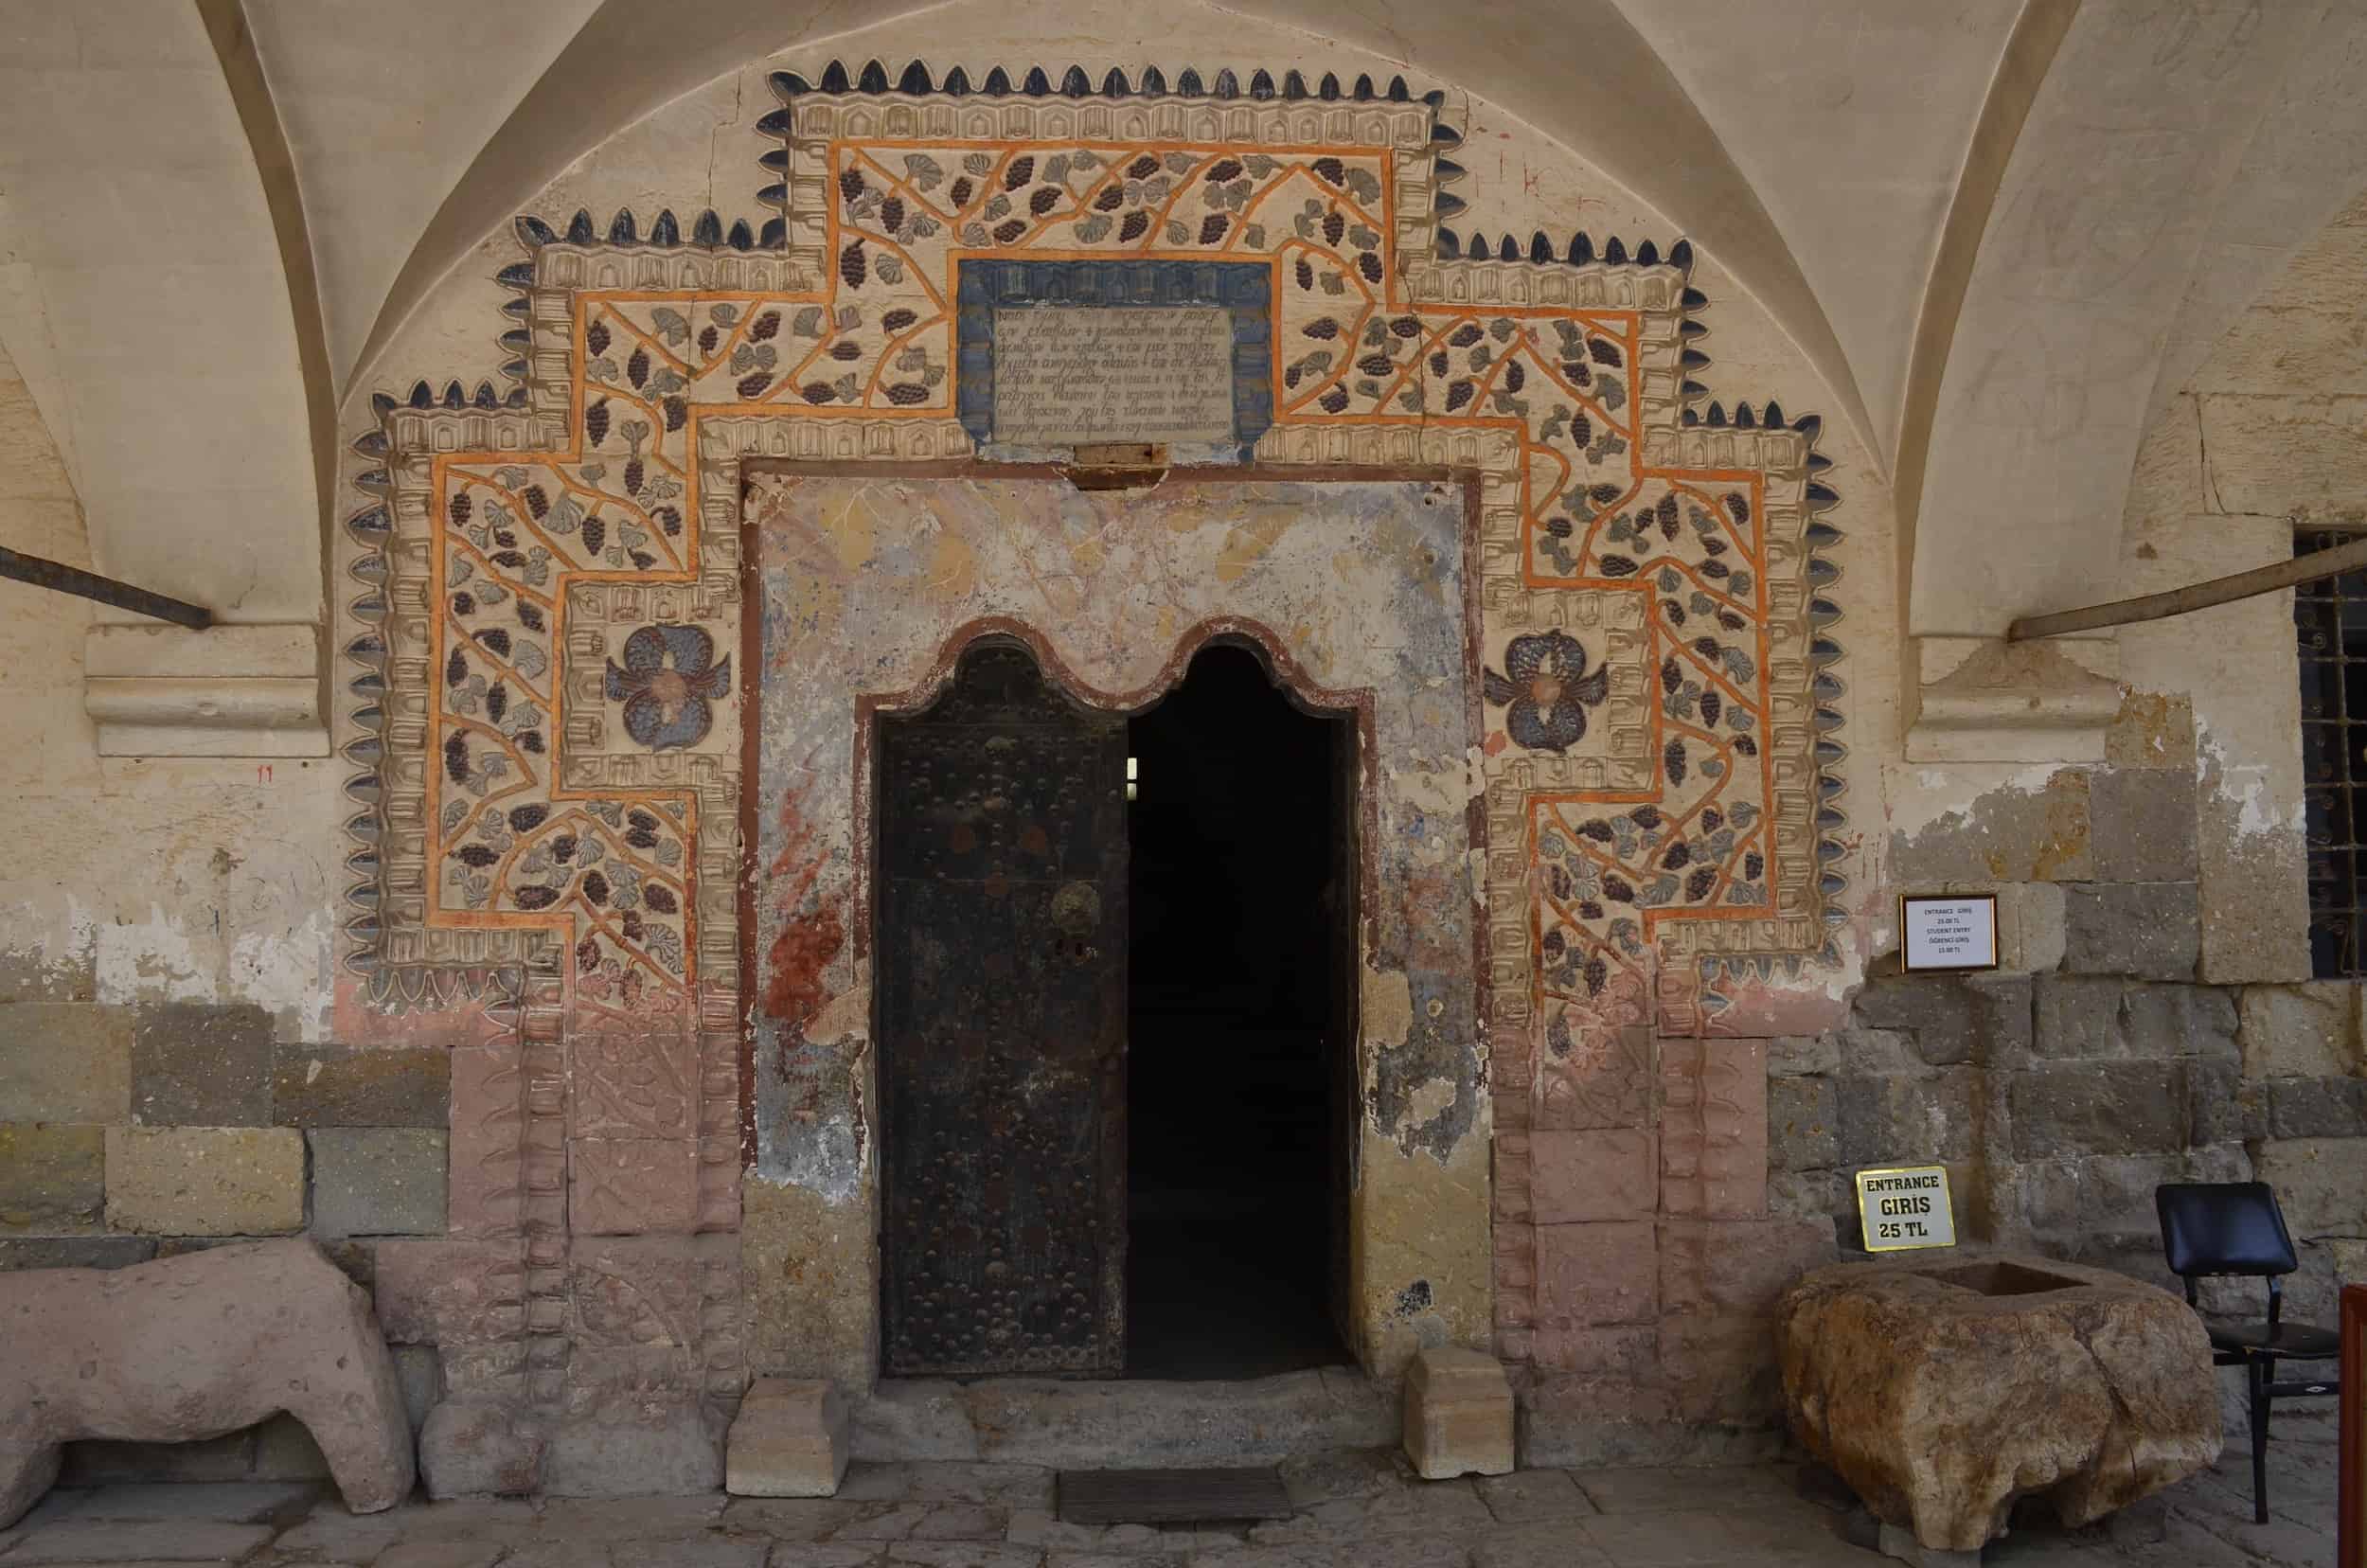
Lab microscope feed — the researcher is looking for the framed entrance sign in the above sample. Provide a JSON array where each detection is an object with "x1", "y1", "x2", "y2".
[
  {"x1": 1899, "y1": 893, "x2": 1998, "y2": 972},
  {"x1": 1856, "y1": 1166, "x2": 1958, "y2": 1253}
]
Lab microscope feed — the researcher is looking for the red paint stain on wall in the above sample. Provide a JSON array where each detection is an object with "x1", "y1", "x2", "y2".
[{"x1": 763, "y1": 786, "x2": 845, "y2": 1041}]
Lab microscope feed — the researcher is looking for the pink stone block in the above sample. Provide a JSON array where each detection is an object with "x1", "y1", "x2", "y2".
[
  {"x1": 372, "y1": 1238, "x2": 525, "y2": 1345},
  {"x1": 1530, "y1": 1129, "x2": 1657, "y2": 1222},
  {"x1": 697, "y1": 1135, "x2": 743, "y2": 1234},
  {"x1": 1531, "y1": 1325, "x2": 1658, "y2": 1378},
  {"x1": 445, "y1": 1042, "x2": 525, "y2": 1240},
  {"x1": 571, "y1": 1021, "x2": 698, "y2": 1141},
  {"x1": 1658, "y1": 1219, "x2": 1838, "y2": 1318},
  {"x1": 1537, "y1": 1023, "x2": 1653, "y2": 1131},
  {"x1": 1660, "y1": 1038, "x2": 1769, "y2": 1218},
  {"x1": 570, "y1": 1233, "x2": 738, "y2": 1349},
  {"x1": 569, "y1": 1138, "x2": 698, "y2": 1235},
  {"x1": 1535, "y1": 1221, "x2": 1657, "y2": 1327},
  {"x1": 1659, "y1": 1314, "x2": 1778, "y2": 1423}
]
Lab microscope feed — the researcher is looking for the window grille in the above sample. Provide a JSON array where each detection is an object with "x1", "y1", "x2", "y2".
[{"x1": 2297, "y1": 529, "x2": 2367, "y2": 976}]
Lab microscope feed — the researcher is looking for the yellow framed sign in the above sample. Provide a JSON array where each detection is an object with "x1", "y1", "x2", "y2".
[{"x1": 1856, "y1": 1165, "x2": 1957, "y2": 1253}]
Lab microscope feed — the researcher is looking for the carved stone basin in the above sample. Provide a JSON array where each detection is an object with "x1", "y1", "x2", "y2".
[{"x1": 1776, "y1": 1252, "x2": 2220, "y2": 1554}]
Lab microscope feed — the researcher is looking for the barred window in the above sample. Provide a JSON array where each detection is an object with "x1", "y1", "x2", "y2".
[{"x1": 2297, "y1": 530, "x2": 2367, "y2": 976}]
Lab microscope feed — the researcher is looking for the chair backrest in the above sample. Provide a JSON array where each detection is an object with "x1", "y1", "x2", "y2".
[{"x1": 2157, "y1": 1181, "x2": 2301, "y2": 1279}]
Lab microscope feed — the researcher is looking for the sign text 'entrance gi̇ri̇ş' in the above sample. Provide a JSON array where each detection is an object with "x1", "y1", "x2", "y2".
[{"x1": 1855, "y1": 1165, "x2": 1958, "y2": 1253}]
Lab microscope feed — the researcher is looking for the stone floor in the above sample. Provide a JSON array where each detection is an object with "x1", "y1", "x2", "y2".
[{"x1": 0, "y1": 1437, "x2": 2343, "y2": 1567}]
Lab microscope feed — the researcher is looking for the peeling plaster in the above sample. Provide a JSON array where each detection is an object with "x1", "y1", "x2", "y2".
[
  {"x1": 2198, "y1": 727, "x2": 2304, "y2": 840},
  {"x1": 91, "y1": 901, "x2": 338, "y2": 1042},
  {"x1": 95, "y1": 905, "x2": 215, "y2": 1007}
]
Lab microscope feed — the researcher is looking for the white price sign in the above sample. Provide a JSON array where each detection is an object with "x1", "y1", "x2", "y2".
[{"x1": 1899, "y1": 894, "x2": 1998, "y2": 972}]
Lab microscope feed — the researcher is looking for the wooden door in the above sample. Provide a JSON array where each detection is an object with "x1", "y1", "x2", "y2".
[{"x1": 877, "y1": 641, "x2": 1129, "y2": 1376}]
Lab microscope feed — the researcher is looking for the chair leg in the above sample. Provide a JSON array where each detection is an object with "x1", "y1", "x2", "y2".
[{"x1": 2248, "y1": 1354, "x2": 2270, "y2": 1525}]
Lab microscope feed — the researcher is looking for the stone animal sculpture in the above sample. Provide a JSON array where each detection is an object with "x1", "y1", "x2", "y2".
[{"x1": 0, "y1": 1238, "x2": 416, "y2": 1527}]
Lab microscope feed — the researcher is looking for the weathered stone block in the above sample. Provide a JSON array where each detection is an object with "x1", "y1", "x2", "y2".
[
  {"x1": 1538, "y1": 1022, "x2": 1653, "y2": 1131},
  {"x1": 743, "y1": 1177, "x2": 877, "y2": 1388},
  {"x1": 1851, "y1": 973, "x2": 2032, "y2": 1068},
  {"x1": 570, "y1": 1232, "x2": 737, "y2": 1355},
  {"x1": 273, "y1": 1045, "x2": 450, "y2": 1128},
  {"x1": 1838, "y1": 1072, "x2": 1980, "y2": 1167},
  {"x1": 0, "y1": 1123, "x2": 105, "y2": 1235},
  {"x1": 1659, "y1": 1219, "x2": 1836, "y2": 1317},
  {"x1": 1529, "y1": 1129, "x2": 1654, "y2": 1222},
  {"x1": 102, "y1": 1126, "x2": 304, "y2": 1236},
  {"x1": 1768, "y1": 1077, "x2": 1837, "y2": 1172},
  {"x1": 438, "y1": 1341, "x2": 530, "y2": 1404},
  {"x1": 1401, "y1": 1348, "x2": 1514, "y2": 1479},
  {"x1": 2239, "y1": 985, "x2": 2357, "y2": 1078},
  {"x1": 310, "y1": 1129, "x2": 448, "y2": 1237},
  {"x1": 569, "y1": 1137, "x2": 697, "y2": 1235},
  {"x1": 2252, "y1": 1137, "x2": 2367, "y2": 1236},
  {"x1": 129, "y1": 1002, "x2": 273, "y2": 1126},
  {"x1": 2062, "y1": 883, "x2": 2198, "y2": 981},
  {"x1": 418, "y1": 1400, "x2": 545, "y2": 1498},
  {"x1": 2269, "y1": 1076, "x2": 2367, "y2": 1139},
  {"x1": 2185, "y1": 1058, "x2": 2264, "y2": 1147},
  {"x1": 2020, "y1": 1154, "x2": 2189, "y2": 1241},
  {"x1": 1535, "y1": 1221, "x2": 1655, "y2": 1327},
  {"x1": 1768, "y1": 1169, "x2": 1847, "y2": 1227},
  {"x1": 1995, "y1": 881, "x2": 2068, "y2": 973},
  {"x1": 0, "y1": 1003, "x2": 132, "y2": 1122},
  {"x1": 0, "y1": 1237, "x2": 154, "y2": 1271},
  {"x1": 2033, "y1": 977, "x2": 2236, "y2": 1060},
  {"x1": 1660, "y1": 1313, "x2": 1778, "y2": 1423},
  {"x1": 2008, "y1": 1062, "x2": 2188, "y2": 1158},
  {"x1": 726, "y1": 1378, "x2": 848, "y2": 1497},
  {"x1": 543, "y1": 1402, "x2": 722, "y2": 1496},
  {"x1": 391, "y1": 1345, "x2": 441, "y2": 1434},
  {"x1": 1835, "y1": 1027, "x2": 1916, "y2": 1072},
  {"x1": 1528, "y1": 1325, "x2": 1657, "y2": 1377},
  {"x1": 1768, "y1": 1034, "x2": 1837, "y2": 1077},
  {"x1": 371, "y1": 1238, "x2": 525, "y2": 1345},
  {"x1": 2090, "y1": 769, "x2": 2200, "y2": 882}
]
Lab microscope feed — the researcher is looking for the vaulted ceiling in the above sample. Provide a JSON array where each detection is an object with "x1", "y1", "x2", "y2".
[{"x1": 5, "y1": 0, "x2": 2366, "y2": 644}]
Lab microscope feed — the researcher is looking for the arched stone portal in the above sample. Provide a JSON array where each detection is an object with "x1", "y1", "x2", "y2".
[{"x1": 343, "y1": 73, "x2": 1844, "y2": 1466}]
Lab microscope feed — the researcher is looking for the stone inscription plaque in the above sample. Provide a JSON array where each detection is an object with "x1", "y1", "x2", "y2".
[{"x1": 991, "y1": 306, "x2": 1236, "y2": 446}]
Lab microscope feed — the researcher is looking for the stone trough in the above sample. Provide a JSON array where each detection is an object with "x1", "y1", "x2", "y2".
[{"x1": 1776, "y1": 1252, "x2": 2219, "y2": 1558}]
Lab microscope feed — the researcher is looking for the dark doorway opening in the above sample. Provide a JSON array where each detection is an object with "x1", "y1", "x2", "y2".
[{"x1": 1124, "y1": 642, "x2": 1355, "y2": 1379}]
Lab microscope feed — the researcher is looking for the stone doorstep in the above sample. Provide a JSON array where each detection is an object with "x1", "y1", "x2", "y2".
[
  {"x1": 852, "y1": 1367, "x2": 1397, "y2": 1468},
  {"x1": 727, "y1": 1377, "x2": 849, "y2": 1498}
]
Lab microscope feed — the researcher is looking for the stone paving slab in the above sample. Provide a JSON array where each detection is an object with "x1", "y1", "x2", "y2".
[
  {"x1": 0, "y1": 1452, "x2": 2338, "y2": 1567},
  {"x1": 0, "y1": 1520, "x2": 274, "y2": 1562},
  {"x1": 40, "y1": 1484, "x2": 318, "y2": 1525}
]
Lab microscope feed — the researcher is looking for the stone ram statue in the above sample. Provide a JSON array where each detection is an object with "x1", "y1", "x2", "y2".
[{"x1": 0, "y1": 1238, "x2": 415, "y2": 1526}]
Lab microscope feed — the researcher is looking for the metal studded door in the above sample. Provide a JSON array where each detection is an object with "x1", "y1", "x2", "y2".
[{"x1": 877, "y1": 640, "x2": 1129, "y2": 1376}]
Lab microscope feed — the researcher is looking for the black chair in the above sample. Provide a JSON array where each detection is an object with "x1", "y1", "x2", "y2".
[{"x1": 2156, "y1": 1181, "x2": 2342, "y2": 1523}]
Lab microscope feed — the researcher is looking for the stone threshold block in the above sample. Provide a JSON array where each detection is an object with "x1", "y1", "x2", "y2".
[
  {"x1": 727, "y1": 1378, "x2": 848, "y2": 1498},
  {"x1": 1402, "y1": 1347, "x2": 1514, "y2": 1480}
]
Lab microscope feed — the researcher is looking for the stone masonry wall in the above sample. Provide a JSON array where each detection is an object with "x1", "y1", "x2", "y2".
[
  {"x1": 0, "y1": 974, "x2": 447, "y2": 1479},
  {"x1": 1792, "y1": 760, "x2": 2367, "y2": 1327}
]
